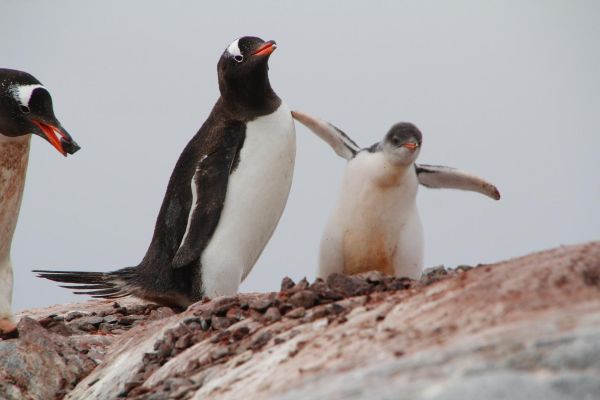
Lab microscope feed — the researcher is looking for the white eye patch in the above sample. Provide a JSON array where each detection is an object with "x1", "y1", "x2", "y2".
[
  {"x1": 10, "y1": 84, "x2": 46, "y2": 107},
  {"x1": 226, "y1": 39, "x2": 242, "y2": 58}
]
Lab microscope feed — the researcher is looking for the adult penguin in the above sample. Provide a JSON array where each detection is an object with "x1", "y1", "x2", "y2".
[{"x1": 36, "y1": 37, "x2": 295, "y2": 306}]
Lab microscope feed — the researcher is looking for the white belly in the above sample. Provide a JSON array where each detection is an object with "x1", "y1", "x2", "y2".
[
  {"x1": 319, "y1": 153, "x2": 424, "y2": 279},
  {"x1": 201, "y1": 103, "x2": 296, "y2": 297}
]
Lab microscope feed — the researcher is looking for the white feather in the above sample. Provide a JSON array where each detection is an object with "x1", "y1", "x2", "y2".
[
  {"x1": 178, "y1": 167, "x2": 200, "y2": 251},
  {"x1": 10, "y1": 84, "x2": 45, "y2": 107},
  {"x1": 226, "y1": 39, "x2": 242, "y2": 57},
  {"x1": 200, "y1": 103, "x2": 296, "y2": 297}
]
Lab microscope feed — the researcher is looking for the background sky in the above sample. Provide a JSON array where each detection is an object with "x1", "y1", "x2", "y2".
[{"x1": 2, "y1": 1, "x2": 599, "y2": 312}]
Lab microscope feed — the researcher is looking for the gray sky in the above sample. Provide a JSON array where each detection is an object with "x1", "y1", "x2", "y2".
[{"x1": 2, "y1": 1, "x2": 599, "y2": 312}]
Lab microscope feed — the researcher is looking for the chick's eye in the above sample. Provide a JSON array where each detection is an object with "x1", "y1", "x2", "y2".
[
  {"x1": 390, "y1": 137, "x2": 400, "y2": 146},
  {"x1": 19, "y1": 105, "x2": 30, "y2": 114},
  {"x1": 233, "y1": 55, "x2": 244, "y2": 63}
]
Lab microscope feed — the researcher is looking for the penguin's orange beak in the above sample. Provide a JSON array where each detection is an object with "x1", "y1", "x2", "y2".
[
  {"x1": 253, "y1": 41, "x2": 277, "y2": 56},
  {"x1": 32, "y1": 119, "x2": 80, "y2": 156}
]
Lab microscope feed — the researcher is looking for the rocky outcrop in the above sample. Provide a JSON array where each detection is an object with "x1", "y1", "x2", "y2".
[{"x1": 1, "y1": 242, "x2": 599, "y2": 399}]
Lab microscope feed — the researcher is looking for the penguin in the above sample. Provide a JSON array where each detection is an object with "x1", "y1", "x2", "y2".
[
  {"x1": 0, "y1": 69, "x2": 80, "y2": 334},
  {"x1": 292, "y1": 110, "x2": 500, "y2": 279},
  {"x1": 35, "y1": 37, "x2": 296, "y2": 307}
]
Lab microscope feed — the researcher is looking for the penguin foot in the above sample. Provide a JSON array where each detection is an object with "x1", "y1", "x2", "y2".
[{"x1": 0, "y1": 317, "x2": 17, "y2": 336}]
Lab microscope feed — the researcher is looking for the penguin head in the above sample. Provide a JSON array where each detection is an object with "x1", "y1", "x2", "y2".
[
  {"x1": 381, "y1": 122, "x2": 422, "y2": 167},
  {"x1": 0, "y1": 69, "x2": 79, "y2": 156},
  {"x1": 217, "y1": 37, "x2": 277, "y2": 103}
]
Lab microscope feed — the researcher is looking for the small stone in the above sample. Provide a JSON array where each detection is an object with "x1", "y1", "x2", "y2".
[
  {"x1": 248, "y1": 297, "x2": 273, "y2": 311},
  {"x1": 78, "y1": 323, "x2": 97, "y2": 332},
  {"x1": 286, "y1": 307, "x2": 306, "y2": 319},
  {"x1": 103, "y1": 314, "x2": 120, "y2": 324},
  {"x1": 292, "y1": 278, "x2": 310, "y2": 293},
  {"x1": 326, "y1": 274, "x2": 371, "y2": 297},
  {"x1": 210, "y1": 296, "x2": 239, "y2": 316},
  {"x1": 149, "y1": 307, "x2": 176, "y2": 320},
  {"x1": 210, "y1": 330, "x2": 231, "y2": 344},
  {"x1": 226, "y1": 307, "x2": 244, "y2": 320},
  {"x1": 65, "y1": 311, "x2": 86, "y2": 322},
  {"x1": 289, "y1": 290, "x2": 318, "y2": 309},
  {"x1": 210, "y1": 346, "x2": 230, "y2": 361},
  {"x1": 211, "y1": 316, "x2": 233, "y2": 330},
  {"x1": 280, "y1": 277, "x2": 295, "y2": 292},
  {"x1": 311, "y1": 306, "x2": 330, "y2": 319},
  {"x1": 118, "y1": 315, "x2": 145, "y2": 326},
  {"x1": 328, "y1": 303, "x2": 346, "y2": 315},
  {"x1": 250, "y1": 331, "x2": 272, "y2": 350},
  {"x1": 77, "y1": 316, "x2": 104, "y2": 327},
  {"x1": 231, "y1": 326, "x2": 250, "y2": 341},
  {"x1": 174, "y1": 333, "x2": 193, "y2": 350},
  {"x1": 264, "y1": 307, "x2": 281, "y2": 322},
  {"x1": 278, "y1": 303, "x2": 294, "y2": 315}
]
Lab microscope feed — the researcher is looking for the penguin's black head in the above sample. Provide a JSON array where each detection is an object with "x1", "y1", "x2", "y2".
[
  {"x1": 381, "y1": 122, "x2": 422, "y2": 166},
  {"x1": 217, "y1": 37, "x2": 279, "y2": 111},
  {"x1": 0, "y1": 69, "x2": 80, "y2": 156}
]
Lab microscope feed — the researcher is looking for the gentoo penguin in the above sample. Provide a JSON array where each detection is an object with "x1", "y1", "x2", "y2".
[
  {"x1": 36, "y1": 37, "x2": 296, "y2": 306},
  {"x1": 292, "y1": 110, "x2": 499, "y2": 279},
  {"x1": 0, "y1": 69, "x2": 80, "y2": 334}
]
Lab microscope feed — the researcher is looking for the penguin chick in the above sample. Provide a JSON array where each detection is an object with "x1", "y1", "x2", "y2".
[{"x1": 292, "y1": 110, "x2": 499, "y2": 278}]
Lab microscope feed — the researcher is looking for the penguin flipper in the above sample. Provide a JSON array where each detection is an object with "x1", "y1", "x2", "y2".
[
  {"x1": 415, "y1": 164, "x2": 501, "y2": 200},
  {"x1": 171, "y1": 127, "x2": 245, "y2": 269},
  {"x1": 292, "y1": 110, "x2": 360, "y2": 160}
]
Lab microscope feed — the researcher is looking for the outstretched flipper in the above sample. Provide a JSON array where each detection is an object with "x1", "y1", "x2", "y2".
[
  {"x1": 292, "y1": 110, "x2": 360, "y2": 160},
  {"x1": 293, "y1": 109, "x2": 500, "y2": 200},
  {"x1": 416, "y1": 164, "x2": 501, "y2": 200}
]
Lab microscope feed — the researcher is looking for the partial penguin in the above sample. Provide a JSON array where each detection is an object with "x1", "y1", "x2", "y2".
[
  {"x1": 292, "y1": 110, "x2": 499, "y2": 279},
  {"x1": 0, "y1": 69, "x2": 79, "y2": 334},
  {"x1": 35, "y1": 37, "x2": 296, "y2": 306}
]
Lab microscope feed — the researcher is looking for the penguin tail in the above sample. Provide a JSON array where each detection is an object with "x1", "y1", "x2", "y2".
[{"x1": 33, "y1": 267, "x2": 138, "y2": 299}]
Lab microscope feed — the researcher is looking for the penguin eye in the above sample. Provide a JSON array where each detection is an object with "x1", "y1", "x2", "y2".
[
  {"x1": 390, "y1": 137, "x2": 400, "y2": 146},
  {"x1": 19, "y1": 105, "x2": 30, "y2": 114},
  {"x1": 233, "y1": 55, "x2": 244, "y2": 63}
]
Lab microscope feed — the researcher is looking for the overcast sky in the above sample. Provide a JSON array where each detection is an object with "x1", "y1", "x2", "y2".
[{"x1": 2, "y1": 1, "x2": 599, "y2": 312}]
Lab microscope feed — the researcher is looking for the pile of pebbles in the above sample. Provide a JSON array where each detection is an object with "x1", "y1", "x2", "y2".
[
  {"x1": 38, "y1": 302, "x2": 177, "y2": 336},
  {"x1": 123, "y1": 268, "x2": 464, "y2": 398}
]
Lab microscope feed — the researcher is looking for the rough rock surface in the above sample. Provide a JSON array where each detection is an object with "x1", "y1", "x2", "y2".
[{"x1": 1, "y1": 242, "x2": 599, "y2": 399}]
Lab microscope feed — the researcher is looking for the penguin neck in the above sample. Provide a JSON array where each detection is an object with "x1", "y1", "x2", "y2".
[
  {"x1": 371, "y1": 153, "x2": 416, "y2": 189},
  {"x1": 0, "y1": 134, "x2": 31, "y2": 261},
  {"x1": 219, "y1": 73, "x2": 281, "y2": 119}
]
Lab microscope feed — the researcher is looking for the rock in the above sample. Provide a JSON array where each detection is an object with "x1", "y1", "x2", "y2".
[
  {"x1": 280, "y1": 276, "x2": 295, "y2": 291},
  {"x1": 326, "y1": 273, "x2": 371, "y2": 297},
  {"x1": 248, "y1": 296, "x2": 273, "y2": 311},
  {"x1": 211, "y1": 316, "x2": 234, "y2": 330},
  {"x1": 289, "y1": 290, "x2": 318, "y2": 309},
  {"x1": 286, "y1": 307, "x2": 306, "y2": 319},
  {"x1": 264, "y1": 307, "x2": 282, "y2": 322},
  {"x1": 4, "y1": 242, "x2": 600, "y2": 400}
]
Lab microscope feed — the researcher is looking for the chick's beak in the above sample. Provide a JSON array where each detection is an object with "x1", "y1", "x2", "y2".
[{"x1": 403, "y1": 142, "x2": 419, "y2": 151}]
